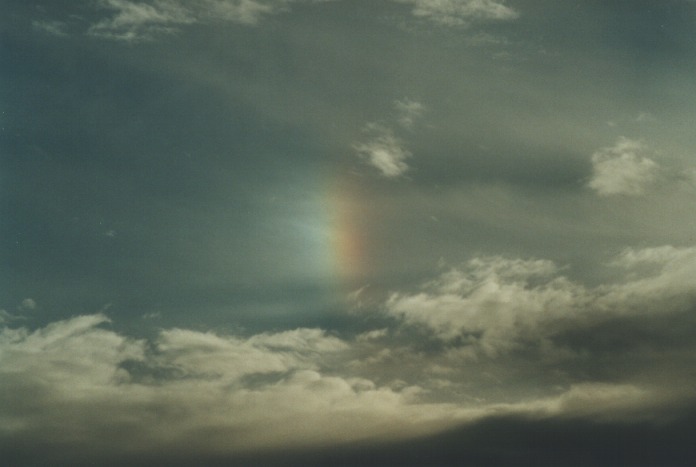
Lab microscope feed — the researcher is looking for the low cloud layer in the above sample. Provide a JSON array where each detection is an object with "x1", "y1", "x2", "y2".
[
  {"x1": 0, "y1": 316, "x2": 673, "y2": 460},
  {"x1": 0, "y1": 315, "x2": 468, "y2": 459},
  {"x1": 3, "y1": 241, "x2": 696, "y2": 463}
]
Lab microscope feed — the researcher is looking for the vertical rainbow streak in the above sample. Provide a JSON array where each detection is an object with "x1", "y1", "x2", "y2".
[{"x1": 326, "y1": 175, "x2": 371, "y2": 289}]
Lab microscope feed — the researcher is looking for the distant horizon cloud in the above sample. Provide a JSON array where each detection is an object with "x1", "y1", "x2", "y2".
[{"x1": 0, "y1": 306, "x2": 686, "y2": 461}]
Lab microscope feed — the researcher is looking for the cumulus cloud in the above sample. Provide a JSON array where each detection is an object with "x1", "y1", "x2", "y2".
[
  {"x1": 599, "y1": 245, "x2": 696, "y2": 313},
  {"x1": 387, "y1": 257, "x2": 586, "y2": 355},
  {"x1": 354, "y1": 124, "x2": 412, "y2": 178},
  {"x1": 353, "y1": 98, "x2": 427, "y2": 178},
  {"x1": 0, "y1": 315, "x2": 468, "y2": 459},
  {"x1": 386, "y1": 246, "x2": 696, "y2": 356},
  {"x1": 1, "y1": 295, "x2": 693, "y2": 462},
  {"x1": 395, "y1": 0, "x2": 519, "y2": 26},
  {"x1": 588, "y1": 137, "x2": 660, "y2": 196}
]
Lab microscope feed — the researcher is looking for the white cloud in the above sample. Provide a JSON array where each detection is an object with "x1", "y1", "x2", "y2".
[
  {"x1": 152, "y1": 327, "x2": 351, "y2": 382},
  {"x1": 387, "y1": 257, "x2": 585, "y2": 355},
  {"x1": 42, "y1": 0, "x2": 519, "y2": 42},
  {"x1": 599, "y1": 245, "x2": 696, "y2": 313},
  {"x1": 0, "y1": 315, "x2": 468, "y2": 456},
  {"x1": 396, "y1": 0, "x2": 519, "y2": 26},
  {"x1": 498, "y1": 382, "x2": 665, "y2": 423},
  {"x1": 87, "y1": 0, "x2": 326, "y2": 40},
  {"x1": 356, "y1": 328, "x2": 389, "y2": 342},
  {"x1": 386, "y1": 246, "x2": 696, "y2": 356},
  {"x1": 88, "y1": 0, "x2": 196, "y2": 40},
  {"x1": 0, "y1": 303, "x2": 690, "y2": 460},
  {"x1": 394, "y1": 98, "x2": 426, "y2": 129},
  {"x1": 0, "y1": 314, "x2": 143, "y2": 396},
  {"x1": 198, "y1": 0, "x2": 278, "y2": 24},
  {"x1": 353, "y1": 98, "x2": 428, "y2": 178},
  {"x1": 354, "y1": 124, "x2": 412, "y2": 178},
  {"x1": 154, "y1": 328, "x2": 297, "y2": 380},
  {"x1": 248, "y1": 327, "x2": 348, "y2": 352},
  {"x1": 588, "y1": 137, "x2": 660, "y2": 196}
]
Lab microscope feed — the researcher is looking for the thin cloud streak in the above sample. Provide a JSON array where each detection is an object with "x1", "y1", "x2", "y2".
[{"x1": 395, "y1": 0, "x2": 519, "y2": 26}]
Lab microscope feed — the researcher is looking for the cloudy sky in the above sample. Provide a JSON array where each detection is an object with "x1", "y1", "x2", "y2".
[{"x1": 2, "y1": 1, "x2": 696, "y2": 465}]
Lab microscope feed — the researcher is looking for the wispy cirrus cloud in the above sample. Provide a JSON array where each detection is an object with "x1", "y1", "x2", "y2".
[
  {"x1": 395, "y1": 0, "x2": 519, "y2": 26},
  {"x1": 87, "y1": 0, "x2": 333, "y2": 41},
  {"x1": 88, "y1": 0, "x2": 196, "y2": 40},
  {"x1": 35, "y1": 0, "x2": 519, "y2": 42}
]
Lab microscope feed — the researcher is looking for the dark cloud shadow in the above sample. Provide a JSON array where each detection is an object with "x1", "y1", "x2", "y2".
[{"x1": 5, "y1": 406, "x2": 696, "y2": 467}]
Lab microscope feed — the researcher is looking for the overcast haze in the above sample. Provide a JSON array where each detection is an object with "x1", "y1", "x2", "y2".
[{"x1": 3, "y1": 1, "x2": 696, "y2": 465}]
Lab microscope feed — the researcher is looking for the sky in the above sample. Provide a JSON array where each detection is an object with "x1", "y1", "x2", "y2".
[{"x1": 2, "y1": 0, "x2": 696, "y2": 465}]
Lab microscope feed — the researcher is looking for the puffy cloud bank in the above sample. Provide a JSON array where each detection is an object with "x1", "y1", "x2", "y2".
[
  {"x1": 0, "y1": 314, "x2": 470, "y2": 461},
  {"x1": 387, "y1": 246, "x2": 696, "y2": 356},
  {"x1": 3, "y1": 245, "x2": 696, "y2": 463}
]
